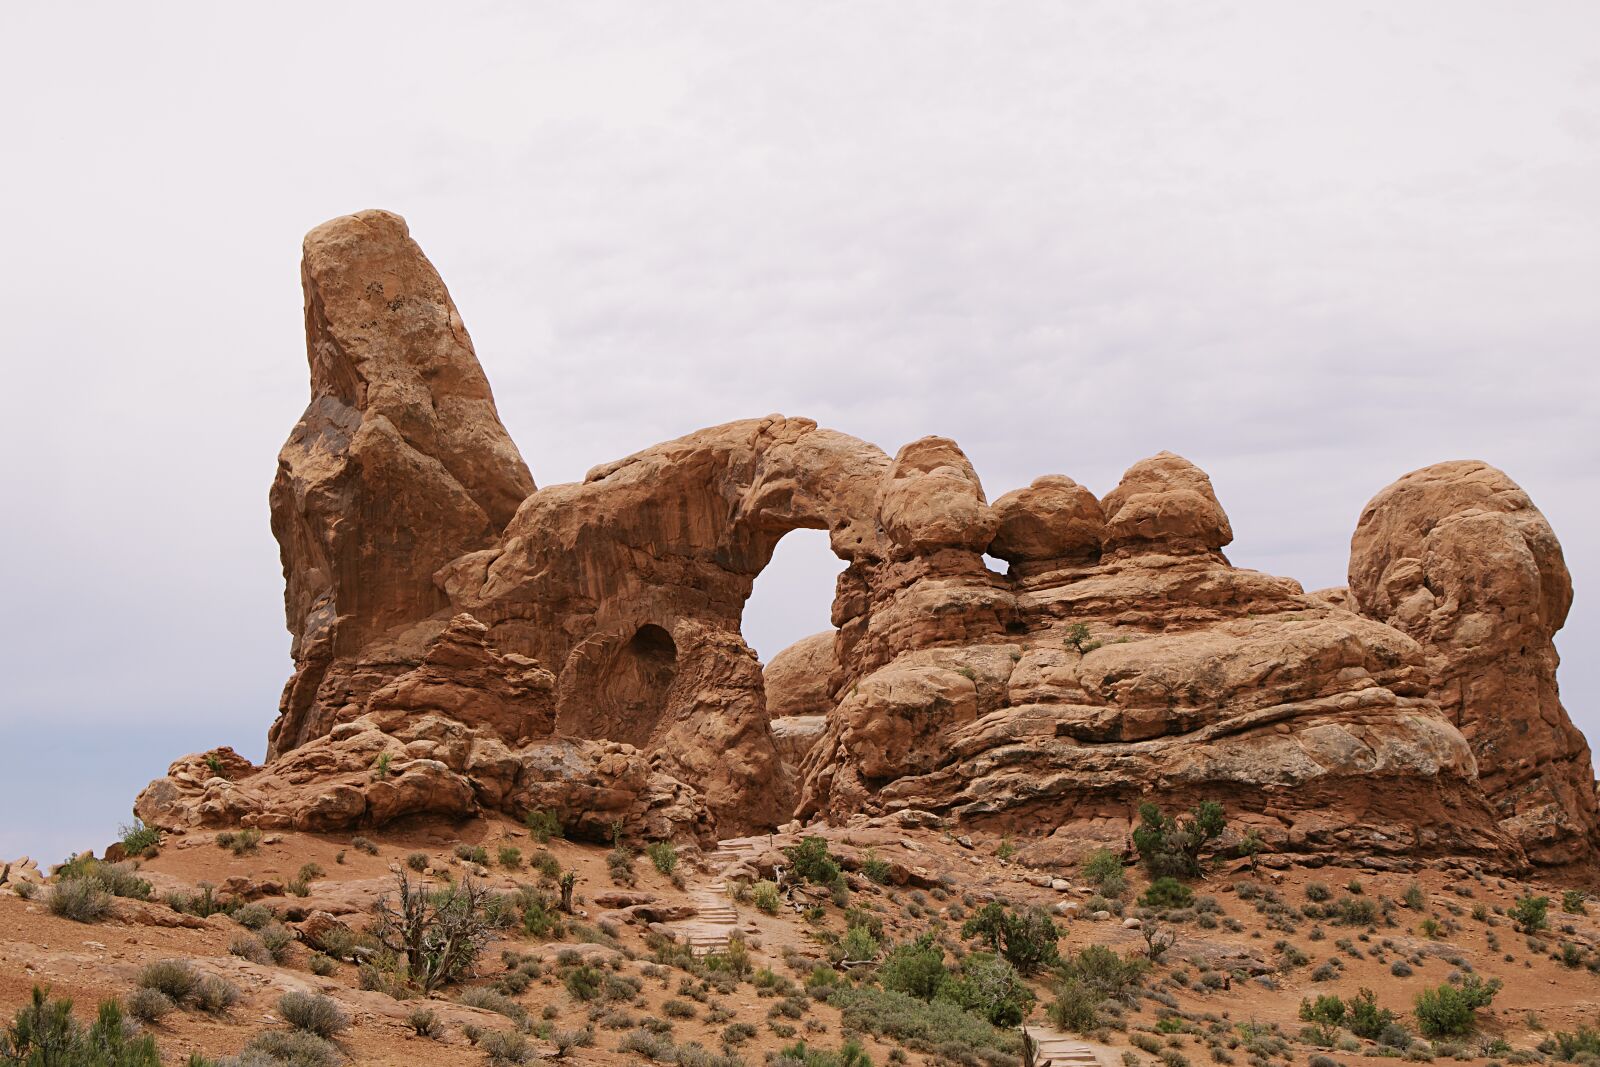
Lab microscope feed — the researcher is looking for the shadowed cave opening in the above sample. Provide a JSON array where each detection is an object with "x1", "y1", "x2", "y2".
[{"x1": 588, "y1": 623, "x2": 679, "y2": 747}]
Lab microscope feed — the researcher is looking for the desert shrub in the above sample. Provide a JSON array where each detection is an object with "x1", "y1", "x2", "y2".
[
  {"x1": 663, "y1": 999, "x2": 697, "y2": 1019},
  {"x1": 1550, "y1": 1025, "x2": 1600, "y2": 1061},
  {"x1": 404, "y1": 852, "x2": 429, "y2": 873},
  {"x1": 195, "y1": 976, "x2": 240, "y2": 1015},
  {"x1": 1132, "y1": 801, "x2": 1226, "y2": 878},
  {"x1": 454, "y1": 843, "x2": 489, "y2": 866},
  {"x1": 829, "y1": 985, "x2": 1019, "y2": 1059},
  {"x1": 232, "y1": 903, "x2": 273, "y2": 930},
  {"x1": 1050, "y1": 978, "x2": 1102, "y2": 1033},
  {"x1": 786, "y1": 837, "x2": 844, "y2": 888},
  {"x1": 525, "y1": 809, "x2": 563, "y2": 844},
  {"x1": 215, "y1": 829, "x2": 261, "y2": 856},
  {"x1": 119, "y1": 820, "x2": 161, "y2": 858},
  {"x1": 1141, "y1": 877, "x2": 1194, "y2": 910},
  {"x1": 125, "y1": 987, "x2": 174, "y2": 1026},
  {"x1": 753, "y1": 880, "x2": 782, "y2": 915},
  {"x1": 940, "y1": 951, "x2": 1034, "y2": 1027},
  {"x1": 877, "y1": 935, "x2": 947, "y2": 1000},
  {"x1": 406, "y1": 1006, "x2": 443, "y2": 1038},
  {"x1": 259, "y1": 922, "x2": 294, "y2": 964},
  {"x1": 1561, "y1": 890, "x2": 1588, "y2": 915},
  {"x1": 775, "y1": 1039, "x2": 874, "y2": 1067},
  {"x1": 862, "y1": 851, "x2": 892, "y2": 885},
  {"x1": 278, "y1": 992, "x2": 349, "y2": 1038},
  {"x1": 1347, "y1": 987, "x2": 1398, "y2": 1040},
  {"x1": 645, "y1": 841, "x2": 678, "y2": 876},
  {"x1": 370, "y1": 873, "x2": 495, "y2": 993},
  {"x1": 479, "y1": 1028, "x2": 533, "y2": 1065},
  {"x1": 1414, "y1": 976, "x2": 1501, "y2": 1037},
  {"x1": 564, "y1": 964, "x2": 603, "y2": 1002},
  {"x1": 308, "y1": 954, "x2": 337, "y2": 977},
  {"x1": 0, "y1": 989, "x2": 159, "y2": 1066},
  {"x1": 236, "y1": 1029, "x2": 340, "y2": 1067},
  {"x1": 1509, "y1": 895, "x2": 1549, "y2": 935},
  {"x1": 1299, "y1": 994, "x2": 1347, "y2": 1046},
  {"x1": 350, "y1": 835, "x2": 378, "y2": 855},
  {"x1": 1332, "y1": 896, "x2": 1378, "y2": 926},
  {"x1": 48, "y1": 879, "x2": 113, "y2": 923},
  {"x1": 607, "y1": 843, "x2": 637, "y2": 887},
  {"x1": 137, "y1": 960, "x2": 201, "y2": 1003},
  {"x1": 54, "y1": 856, "x2": 151, "y2": 902},
  {"x1": 1082, "y1": 849, "x2": 1128, "y2": 898},
  {"x1": 960, "y1": 901, "x2": 1060, "y2": 974},
  {"x1": 1305, "y1": 881, "x2": 1331, "y2": 903},
  {"x1": 1404, "y1": 883, "x2": 1426, "y2": 910},
  {"x1": 229, "y1": 932, "x2": 271, "y2": 965},
  {"x1": 1059, "y1": 944, "x2": 1147, "y2": 1004}
]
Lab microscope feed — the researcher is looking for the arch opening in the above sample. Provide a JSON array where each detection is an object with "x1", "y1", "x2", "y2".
[{"x1": 742, "y1": 529, "x2": 845, "y2": 672}]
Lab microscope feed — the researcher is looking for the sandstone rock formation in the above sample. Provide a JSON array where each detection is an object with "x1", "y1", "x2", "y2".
[
  {"x1": 137, "y1": 210, "x2": 1596, "y2": 873},
  {"x1": 1349, "y1": 460, "x2": 1599, "y2": 870}
]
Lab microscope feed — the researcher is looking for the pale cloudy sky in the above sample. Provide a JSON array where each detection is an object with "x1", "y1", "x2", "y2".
[{"x1": 2, "y1": 2, "x2": 1596, "y2": 862}]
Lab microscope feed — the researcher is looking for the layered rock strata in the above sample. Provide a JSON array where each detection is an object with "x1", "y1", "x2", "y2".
[{"x1": 138, "y1": 211, "x2": 1595, "y2": 872}]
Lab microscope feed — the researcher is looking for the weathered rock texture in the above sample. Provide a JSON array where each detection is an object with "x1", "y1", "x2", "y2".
[
  {"x1": 1349, "y1": 460, "x2": 1599, "y2": 870},
  {"x1": 138, "y1": 211, "x2": 1596, "y2": 872}
]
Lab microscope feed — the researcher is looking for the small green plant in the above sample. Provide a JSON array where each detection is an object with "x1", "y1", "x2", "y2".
[
  {"x1": 497, "y1": 845, "x2": 522, "y2": 869},
  {"x1": 1413, "y1": 976, "x2": 1501, "y2": 1037},
  {"x1": 1081, "y1": 848, "x2": 1126, "y2": 896},
  {"x1": 406, "y1": 852, "x2": 429, "y2": 872},
  {"x1": 862, "y1": 850, "x2": 893, "y2": 885},
  {"x1": 1347, "y1": 987, "x2": 1398, "y2": 1040},
  {"x1": 118, "y1": 820, "x2": 161, "y2": 858},
  {"x1": 454, "y1": 843, "x2": 490, "y2": 866},
  {"x1": 753, "y1": 880, "x2": 782, "y2": 914},
  {"x1": 0, "y1": 988, "x2": 160, "y2": 1066},
  {"x1": 407, "y1": 1006, "x2": 443, "y2": 1038},
  {"x1": 1236, "y1": 827, "x2": 1265, "y2": 872},
  {"x1": 1064, "y1": 622, "x2": 1102, "y2": 654},
  {"x1": 278, "y1": 992, "x2": 349, "y2": 1038},
  {"x1": 1510, "y1": 894, "x2": 1550, "y2": 934},
  {"x1": 525, "y1": 809, "x2": 563, "y2": 843},
  {"x1": 351, "y1": 835, "x2": 379, "y2": 855},
  {"x1": 1403, "y1": 882, "x2": 1426, "y2": 910},
  {"x1": 47, "y1": 879, "x2": 112, "y2": 923},
  {"x1": 1132, "y1": 801, "x2": 1226, "y2": 879},
  {"x1": 214, "y1": 829, "x2": 261, "y2": 855},
  {"x1": 1299, "y1": 994, "x2": 1346, "y2": 1046},
  {"x1": 785, "y1": 836, "x2": 844, "y2": 888},
  {"x1": 841, "y1": 925, "x2": 879, "y2": 961},
  {"x1": 1140, "y1": 876, "x2": 1194, "y2": 910},
  {"x1": 960, "y1": 902, "x2": 1060, "y2": 974},
  {"x1": 371, "y1": 751, "x2": 392, "y2": 780},
  {"x1": 1561, "y1": 889, "x2": 1588, "y2": 915},
  {"x1": 645, "y1": 841, "x2": 678, "y2": 876}
]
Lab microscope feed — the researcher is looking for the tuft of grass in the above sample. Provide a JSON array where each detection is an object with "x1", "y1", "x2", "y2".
[
  {"x1": 646, "y1": 841, "x2": 678, "y2": 876},
  {"x1": 126, "y1": 987, "x2": 174, "y2": 1025},
  {"x1": 278, "y1": 992, "x2": 350, "y2": 1038},
  {"x1": 47, "y1": 879, "x2": 112, "y2": 923},
  {"x1": 238, "y1": 1030, "x2": 339, "y2": 1067},
  {"x1": 214, "y1": 829, "x2": 261, "y2": 855},
  {"x1": 407, "y1": 1006, "x2": 444, "y2": 1038},
  {"x1": 137, "y1": 960, "x2": 200, "y2": 1003},
  {"x1": 406, "y1": 852, "x2": 429, "y2": 872},
  {"x1": 525, "y1": 809, "x2": 563, "y2": 844}
]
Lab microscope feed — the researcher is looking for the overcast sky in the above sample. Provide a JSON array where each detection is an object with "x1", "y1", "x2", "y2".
[{"x1": 2, "y1": 2, "x2": 1596, "y2": 863}]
